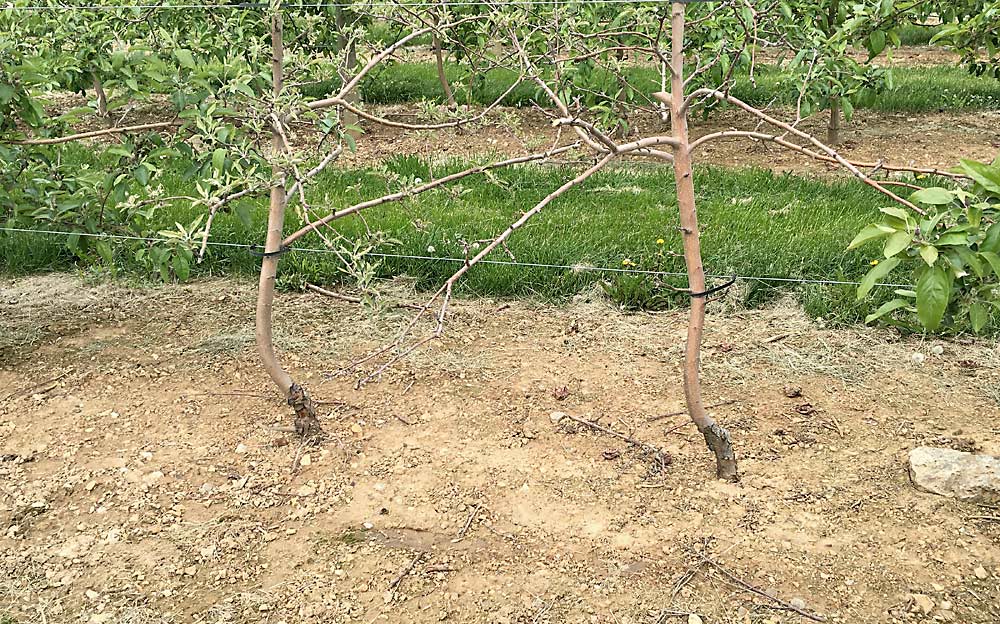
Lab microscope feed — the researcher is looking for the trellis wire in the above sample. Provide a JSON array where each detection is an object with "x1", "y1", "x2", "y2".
[{"x1": 0, "y1": 226, "x2": 915, "y2": 289}]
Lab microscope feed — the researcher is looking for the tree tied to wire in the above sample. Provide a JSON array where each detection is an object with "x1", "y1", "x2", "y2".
[{"x1": 1, "y1": 0, "x2": 981, "y2": 476}]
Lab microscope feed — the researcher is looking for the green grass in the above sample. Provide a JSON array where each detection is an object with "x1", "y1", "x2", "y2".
[
  {"x1": 1, "y1": 146, "x2": 906, "y2": 324},
  {"x1": 299, "y1": 61, "x2": 1000, "y2": 114},
  {"x1": 897, "y1": 23, "x2": 942, "y2": 46}
]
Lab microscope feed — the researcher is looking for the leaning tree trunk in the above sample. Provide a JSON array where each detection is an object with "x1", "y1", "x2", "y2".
[
  {"x1": 433, "y1": 32, "x2": 457, "y2": 109},
  {"x1": 664, "y1": 2, "x2": 738, "y2": 480},
  {"x1": 256, "y1": 6, "x2": 323, "y2": 438}
]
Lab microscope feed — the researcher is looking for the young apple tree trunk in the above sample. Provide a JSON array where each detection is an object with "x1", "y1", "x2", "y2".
[
  {"x1": 335, "y1": 7, "x2": 361, "y2": 135},
  {"x1": 92, "y1": 73, "x2": 108, "y2": 121},
  {"x1": 828, "y1": 100, "x2": 841, "y2": 146},
  {"x1": 256, "y1": 6, "x2": 322, "y2": 438},
  {"x1": 661, "y1": 2, "x2": 738, "y2": 481},
  {"x1": 433, "y1": 32, "x2": 457, "y2": 108}
]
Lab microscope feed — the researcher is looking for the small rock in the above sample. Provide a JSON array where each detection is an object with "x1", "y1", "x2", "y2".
[
  {"x1": 908, "y1": 446, "x2": 1000, "y2": 503},
  {"x1": 789, "y1": 597, "x2": 807, "y2": 610},
  {"x1": 299, "y1": 454, "x2": 312, "y2": 466},
  {"x1": 687, "y1": 615, "x2": 703, "y2": 624},
  {"x1": 259, "y1": 604, "x2": 271, "y2": 612},
  {"x1": 910, "y1": 594, "x2": 934, "y2": 614},
  {"x1": 782, "y1": 385, "x2": 802, "y2": 398},
  {"x1": 974, "y1": 566, "x2": 989, "y2": 580},
  {"x1": 85, "y1": 590, "x2": 100, "y2": 601},
  {"x1": 350, "y1": 423, "x2": 363, "y2": 435},
  {"x1": 235, "y1": 443, "x2": 248, "y2": 454},
  {"x1": 295, "y1": 485, "x2": 316, "y2": 497},
  {"x1": 550, "y1": 411, "x2": 567, "y2": 424},
  {"x1": 89, "y1": 614, "x2": 113, "y2": 624}
]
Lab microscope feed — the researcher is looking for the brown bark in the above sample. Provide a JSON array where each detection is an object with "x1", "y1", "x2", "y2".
[
  {"x1": 335, "y1": 7, "x2": 361, "y2": 136},
  {"x1": 827, "y1": 100, "x2": 841, "y2": 146},
  {"x1": 662, "y1": 2, "x2": 737, "y2": 481},
  {"x1": 92, "y1": 73, "x2": 109, "y2": 122},
  {"x1": 256, "y1": 6, "x2": 322, "y2": 438},
  {"x1": 433, "y1": 32, "x2": 457, "y2": 108}
]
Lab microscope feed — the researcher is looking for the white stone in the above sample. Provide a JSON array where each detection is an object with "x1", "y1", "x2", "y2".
[
  {"x1": 908, "y1": 447, "x2": 1000, "y2": 503},
  {"x1": 550, "y1": 411, "x2": 567, "y2": 424}
]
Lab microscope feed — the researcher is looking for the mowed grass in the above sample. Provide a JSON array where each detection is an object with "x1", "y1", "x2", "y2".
[
  {"x1": 1, "y1": 146, "x2": 899, "y2": 323},
  {"x1": 314, "y1": 62, "x2": 1000, "y2": 113}
]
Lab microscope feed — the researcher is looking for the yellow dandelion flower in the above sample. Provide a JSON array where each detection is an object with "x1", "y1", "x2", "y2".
[
  {"x1": 870, "y1": 260, "x2": 879, "y2": 266},
  {"x1": 656, "y1": 238, "x2": 665, "y2": 245}
]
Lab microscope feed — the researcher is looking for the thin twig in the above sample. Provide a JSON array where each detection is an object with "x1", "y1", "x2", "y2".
[
  {"x1": 387, "y1": 552, "x2": 424, "y2": 597},
  {"x1": 456, "y1": 504, "x2": 481, "y2": 540},
  {"x1": 699, "y1": 554, "x2": 825, "y2": 622}
]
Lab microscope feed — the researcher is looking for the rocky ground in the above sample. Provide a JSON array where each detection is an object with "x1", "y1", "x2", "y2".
[{"x1": 1, "y1": 274, "x2": 999, "y2": 624}]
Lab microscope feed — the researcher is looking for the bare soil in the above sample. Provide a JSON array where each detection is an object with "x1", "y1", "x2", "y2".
[
  {"x1": 332, "y1": 105, "x2": 1000, "y2": 178},
  {"x1": 2, "y1": 274, "x2": 999, "y2": 624}
]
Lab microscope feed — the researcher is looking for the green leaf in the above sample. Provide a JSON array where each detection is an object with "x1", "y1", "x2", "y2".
[
  {"x1": 173, "y1": 254, "x2": 190, "y2": 281},
  {"x1": 970, "y1": 302, "x2": 988, "y2": 333},
  {"x1": 848, "y1": 224, "x2": 892, "y2": 250},
  {"x1": 982, "y1": 222, "x2": 1000, "y2": 253},
  {"x1": 956, "y1": 247, "x2": 984, "y2": 278},
  {"x1": 212, "y1": 148, "x2": 226, "y2": 173},
  {"x1": 958, "y1": 159, "x2": 1000, "y2": 194},
  {"x1": 916, "y1": 265, "x2": 952, "y2": 332},
  {"x1": 879, "y1": 206, "x2": 911, "y2": 222},
  {"x1": 857, "y1": 257, "x2": 901, "y2": 300},
  {"x1": 936, "y1": 232, "x2": 969, "y2": 246},
  {"x1": 883, "y1": 230, "x2": 911, "y2": 258},
  {"x1": 919, "y1": 245, "x2": 938, "y2": 266},
  {"x1": 979, "y1": 251, "x2": 1000, "y2": 277},
  {"x1": 133, "y1": 164, "x2": 150, "y2": 187},
  {"x1": 909, "y1": 187, "x2": 955, "y2": 205},
  {"x1": 176, "y1": 49, "x2": 196, "y2": 69},
  {"x1": 96, "y1": 240, "x2": 113, "y2": 265},
  {"x1": 868, "y1": 30, "x2": 886, "y2": 56},
  {"x1": 865, "y1": 298, "x2": 910, "y2": 324}
]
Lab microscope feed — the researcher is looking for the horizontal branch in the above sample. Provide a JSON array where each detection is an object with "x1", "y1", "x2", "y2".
[
  {"x1": 9, "y1": 121, "x2": 180, "y2": 146},
  {"x1": 282, "y1": 143, "x2": 581, "y2": 247},
  {"x1": 689, "y1": 131, "x2": 969, "y2": 181},
  {"x1": 675, "y1": 89, "x2": 927, "y2": 215}
]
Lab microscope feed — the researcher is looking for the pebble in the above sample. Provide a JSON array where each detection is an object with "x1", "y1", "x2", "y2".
[
  {"x1": 295, "y1": 485, "x2": 316, "y2": 497},
  {"x1": 687, "y1": 615, "x2": 703, "y2": 624},
  {"x1": 235, "y1": 443, "x2": 248, "y2": 454},
  {"x1": 974, "y1": 565, "x2": 989, "y2": 579},
  {"x1": 85, "y1": 590, "x2": 99, "y2": 601},
  {"x1": 299, "y1": 454, "x2": 312, "y2": 466},
  {"x1": 910, "y1": 593, "x2": 934, "y2": 614},
  {"x1": 789, "y1": 597, "x2": 807, "y2": 610},
  {"x1": 350, "y1": 423, "x2": 363, "y2": 434},
  {"x1": 550, "y1": 411, "x2": 567, "y2": 424}
]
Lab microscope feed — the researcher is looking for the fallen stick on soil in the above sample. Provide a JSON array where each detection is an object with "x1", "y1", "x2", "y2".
[
  {"x1": 456, "y1": 504, "x2": 480, "y2": 540},
  {"x1": 560, "y1": 413, "x2": 670, "y2": 466},
  {"x1": 699, "y1": 554, "x2": 825, "y2": 622},
  {"x1": 5, "y1": 370, "x2": 72, "y2": 402},
  {"x1": 388, "y1": 552, "x2": 424, "y2": 595}
]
